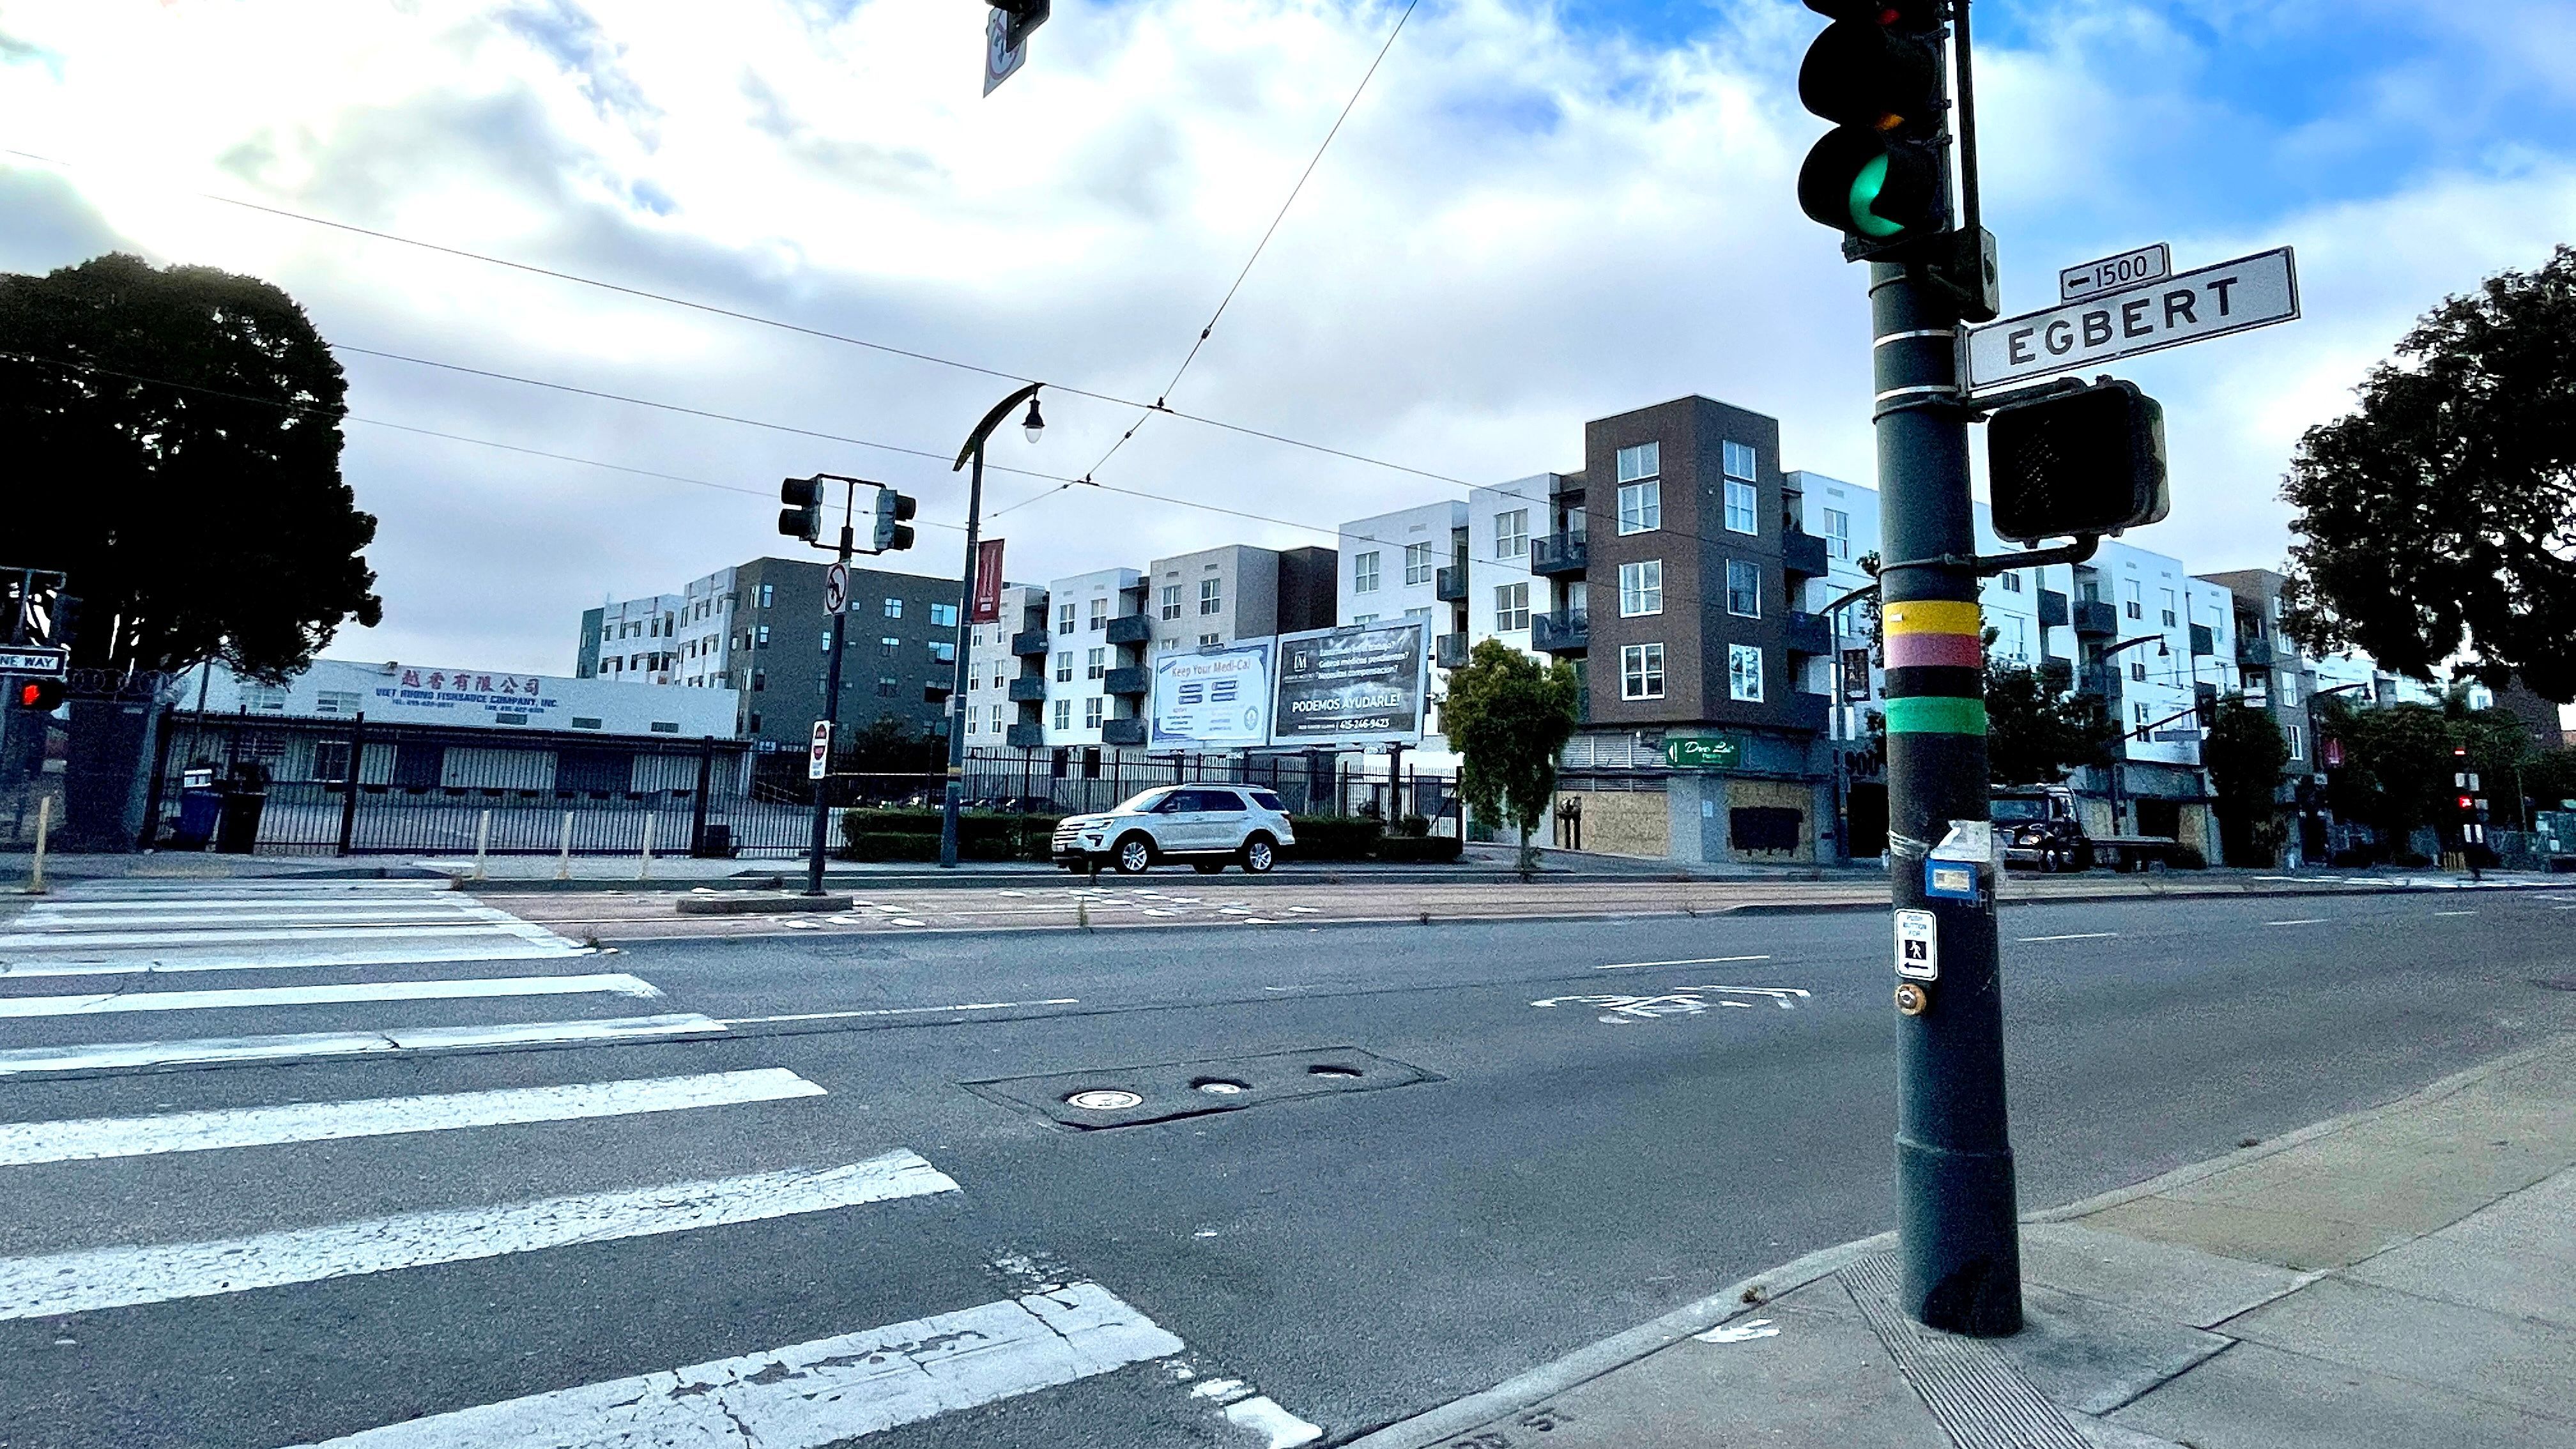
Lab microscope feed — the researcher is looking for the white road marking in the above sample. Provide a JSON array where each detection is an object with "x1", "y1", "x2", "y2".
[
  {"x1": 0, "y1": 1069, "x2": 825, "y2": 1167},
  {"x1": 2015, "y1": 933, "x2": 2119, "y2": 944},
  {"x1": 0, "y1": 923, "x2": 561, "y2": 949},
  {"x1": 0, "y1": 1152, "x2": 957, "y2": 1321},
  {"x1": 1223, "y1": 1396, "x2": 1326, "y2": 1446},
  {"x1": 0, "y1": 973, "x2": 664, "y2": 1019},
  {"x1": 719, "y1": 999, "x2": 1078, "y2": 1026},
  {"x1": 1696, "y1": 1317, "x2": 1781, "y2": 1344},
  {"x1": 893, "y1": 918, "x2": 928, "y2": 928},
  {"x1": 1142, "y1": 908, "x2": 1177, "y2": 917},
  {"x1": 0, "y1": 1013, "x2": 723, "y2": 1076},
  {"x1": 1534, "y1": 985, "x2": 1810, "y2": 1023},
  {"x1": 2431, "y1": 910, "x2": 2478, "y2": 917},
  {"x1": 2264, "y1": 919, "x2": 2327, "y2": 927},
  {"x1": 279, "y1": 1282, "x2": 1180, "y2": 1448},
  {"x1": 1243, "y1": 917, "x2": 1278, "y2": 925},
  {"x1": 0, "y1": 939, "x2": 590, "y2": 979},
  {"x1": 1596, "y1": 954, "x2": 1774, "y2": 970}
]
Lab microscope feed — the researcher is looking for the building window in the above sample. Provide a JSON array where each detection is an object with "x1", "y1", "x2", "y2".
[
  {"x1": 1055, "y1": 652, "x2": 1073, "y2": 683},
  {"x1": 760, "y1": 584, "x2": 774, "y2": 608},
  {"x1": 1496, "y1": 510, "x2": 1529, "y2": 559},
  {"x1": 931, "y1": 602, "x2": 958, "y2": 628},
  {"x1": 751, "y1": 671, "x2": 767, "y2": 691},
  {"x1": 1161, "y1": 585, "x2": 1182, "y2": 620},
  {"x1": 755, "y1": 625, "x2": 770, "y2": 646},
  {"x1": 1088, "y1": 598, "x2": 1108, "y2": 631},
  {"x1": 746, "y1": 712, "x2": 761, "y2": 733},
  {"x1": 1200, "y1": 578, "x2": 1223, "y2": 614},
  {"x1": 1729, "y1": 643, "x2": 1765, "y2": 702},
  {"x1": 2130, "y1": 659, "x2": 2148, "y2": 682},
  {"x1": 1823, "y1": 507, "x2": 1851, "y2": 560},
  {"x1": 1616, "y1": 441, "x2": 1659, "y2": 484},
  {"x1": 879, "y1": 636, "x2": 899, "y2": 656},
  {"x1": 1085, "y1": 697, "x2": 1104, "y2": 729},
  {"x1": 1621, "y1": 643, "x2": 1665, "y2": 700},
  {"x1": 1057, "y1": 602, "x2": 1076, "y2": 635},
  {"x1": 1617, "y1": 480, "x2": 1660, "y2": 535},
  {"x1": 1404, "y1": 542, "x2": 1434, "y2": 585},
  {"x1": 1053, "y1": 698, "x2": 1071, "y2": 730},
  {"x1": 1200, "y1": 632, "x2": 1222, "y2": 646},
  {"x1": 1353, "y1": 552, "x2": 1380, "y2": 593},
  {"x1": 1495, "y1": 583, "x2": 1529, "y2": 633},
  {"x1": 1726, "y1": 558, "x2": 1761, "y2": 618},
  {"x1": 1618, "y1": 560, "x2": 1662, "y2": 618},
  {"x1": 877, "y1": 677, "x2": 898, "y2": 697},
  {"x1": 1723, "y1": 440, "x2": 1758, "y2": 481},
  {"x1": 2160, "y1": 590, "x2": 2178, "y2": 628},
  {"x1": 2000, "y1": 570, "x2": 2024, "y2": 593},
  {"x1": 1086, "y1": 647, "x2": 1107, "y2": 680},
  {"x1": 881, "y1": 597, "x2": 901, "y2": 618},
  {"x1": 2125, "y1": 582, "x2": 2144, "y2": 620},
  {"x1": 1724, "y1": 479, "x2": 1758, "y2": 535},
  {"x1": 930, "y1": 641, "x2": 955, "y2": 664},
  {"x1": 2286, "y1": 724, "x2": 2305, "y2": 760}
]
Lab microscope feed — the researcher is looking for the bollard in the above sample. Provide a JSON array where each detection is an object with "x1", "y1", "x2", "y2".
[
  {"x1": 639, "y1": 813, "x2": 656, "y2": 882},
  {"x1": 471, "y1": 810, "x2": 492, "y2": 883},
  {"x1": 26, "y1": 796, "x2": 50, "y2": 896},
  {"x1": 556, "y1": 812, "x2": 574, "y2": 882}
]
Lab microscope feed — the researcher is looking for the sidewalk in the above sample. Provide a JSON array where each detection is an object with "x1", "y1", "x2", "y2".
[{"x1": 1357, "y1": 1034, "x2": 2576, "y2": 1449}]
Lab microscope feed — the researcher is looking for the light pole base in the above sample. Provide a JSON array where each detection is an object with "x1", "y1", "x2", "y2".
[{"x1": 1895, "y1": 1133, "x2": 2023, "y2": 1335}]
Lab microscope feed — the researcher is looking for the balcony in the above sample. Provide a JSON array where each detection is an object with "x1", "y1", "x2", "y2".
[
  {"x1": 1784, "y1": 692, "x2": 1831, "y2": 733},
  {"x1": 1008, "y1": 676, "x2": 1047, "y2": 703},
  {"x1": 2039, "y1": 657, "x2": 2075, "y2": 694},
  {"x1": 2189, "y1": 624, "x2": 2215, "y2": 657},
  {"x1": 1104, "y1": 666, "x2": 1151, "y2": 697},
  {"x1": 1009, "y1": 628, "x2": 1050, "y2": 657},
  {"x1": 1105, "y1": 613, "x2": 1152, "y2": 646},
  {"x1": 2073, "y1": 600, "x2": 2119, "y2": 637},
  {"x1": 1101, "y1": 718, "x2": 1147, "y2": 747},
  {"x1": 1529, "y1": 532, "x2": 1588, "y2": 578},
  {"x1": 1783, "y1": 530, "x2": 1830, "y2": 579},
  {"x1": 1784, "y1": 611, "x2": 1832, "y2": 657},
  {"x1": 2238, "y1": 636, "x2": 2279, "y2": 668},
  {"x1": 1533, "y1": 609, "x2": 1589, "y2": 655},
  {"x1": 2037, "y1": 590, "x2": 2071, "y2": 629},
  {"x1": 1434, "y1": 564, "x2": 1467, "y2": 602},
  {"x1": 1434, "y1": 631, "x2": 1470, "y2": 670},
  {"x1": 1005, "y1": 723, "x2": 1045, "y2": 749}
]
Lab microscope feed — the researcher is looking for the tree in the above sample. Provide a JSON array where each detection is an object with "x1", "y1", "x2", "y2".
[
  {"x1": 1982, "y1": 635, "x2": 2116, "y2": 786},
  {"x1": 0, "y1": 252, "x2": 381, "y2": 680},
  {"x1": 1440, "y1": 638, "x2": 1580, "y2": 873},
  {"x1": 2318, "y1": 691, "x2": 2533, "y2": 856},
  {"x1": 2280, "y1": 246, "x2": 2576, "y2": 702},
  {"x1": 2204, "y1": 694, "x2": 2289, "y2": 866}
]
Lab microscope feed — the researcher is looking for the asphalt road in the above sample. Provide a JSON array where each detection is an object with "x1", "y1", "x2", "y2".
[{"x1": 2, "y1": 880, "x2": 2572, "y2": 1447}]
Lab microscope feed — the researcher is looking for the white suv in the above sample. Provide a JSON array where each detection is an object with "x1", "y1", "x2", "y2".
[{"x1": 1053, "y1": 786, "x2": 1296, "y2": 875}]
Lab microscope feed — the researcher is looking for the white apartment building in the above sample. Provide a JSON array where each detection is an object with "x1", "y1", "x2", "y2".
[
  {"x1": 585, "y1": 594, "x2": 686, "y2": 684},
  {"x1": 1467, "y1": 479, "x2": 1547, "y2": 664},
  {"x1": 962, "y1": 583, "x2": 1047, "y2": 751},
  {"x1": 1038, "y1": 567, "x2": 1147, "y2": 750},
  {"x1": 1338, "y1": 500, "x2": 1468, "y2": 761}
]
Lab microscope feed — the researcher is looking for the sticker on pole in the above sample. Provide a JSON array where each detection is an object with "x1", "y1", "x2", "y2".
[
  {"x1": 808, "y1": 721, "x2": 832, "y2": 781},
  {"x1": 824, "y1": 562, "x2": 849, "y2": 616},
  {"x1": 1894, "y1": 909, "x2": 1938, "y2": 982}
]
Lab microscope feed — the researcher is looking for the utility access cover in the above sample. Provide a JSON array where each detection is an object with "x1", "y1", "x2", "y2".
[{"x1": 966, "y1": 1046, "x2": 1439, "y2": 1130}]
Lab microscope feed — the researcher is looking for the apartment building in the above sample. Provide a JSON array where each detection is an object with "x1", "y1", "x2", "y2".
[
  {"x1": 578, "y1": 594, "x2": 686, "y2": 684},
  {"x1": 1338, "y1": 501, "x2": 1468, "y2": 756},
  {"x1": 1145, "y1": 544, "x2": 1337, "y2": 654}
]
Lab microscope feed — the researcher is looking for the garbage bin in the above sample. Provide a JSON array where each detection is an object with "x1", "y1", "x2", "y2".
[
  {"x1": 172, "y1": 786, "x2": 224, "y2": 850},
  {"x1": 213, "y1": 784, "x2": 267, "y2": 854}
]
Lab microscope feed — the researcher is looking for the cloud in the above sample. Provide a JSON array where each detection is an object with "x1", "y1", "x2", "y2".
[{"x1": 0, "y1": 0, "x2": 2566, "y2": 676}]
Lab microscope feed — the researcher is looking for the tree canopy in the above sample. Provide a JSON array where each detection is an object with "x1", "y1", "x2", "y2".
[
  {"x1": 1, "y1": 252, "x2": 380, "y2": 680},
  {"x1": 1982, "y1": 638, "x2": 2115, "y2": 786},
  {"x1": 2280, "y1": 245, "x2": 2576, "y2": 702},
  {"x1": 2317, "y1": 690, "x2": 2533, "y2": 849},
  {"x1": 1439, "y1": 639, "x2": 1580, "y2": 871},
  {"x1": 2203, "y1": 694, "x2": 2289, "y2": 866}
]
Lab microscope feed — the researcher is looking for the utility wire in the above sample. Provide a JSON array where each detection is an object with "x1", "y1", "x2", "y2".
[
  {"x1": 0, "y1": 145, "x2": 1473, "y2": 490},
  {"x1": 1076, "y1": 0, "x2": 1423, "y2": 487}
]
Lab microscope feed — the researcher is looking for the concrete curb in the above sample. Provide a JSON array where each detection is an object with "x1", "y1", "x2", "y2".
[
  {"x1": 672, "y1": 893, "x2": 853, "y2": 916},
  {"x1": 1340, "y1": 1031, "x2": 2576, "y2": 1449}
]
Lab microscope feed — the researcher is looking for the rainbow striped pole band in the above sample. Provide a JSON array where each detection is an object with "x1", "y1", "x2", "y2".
[{"x1": 1882, "y1": 599, "x2": 1988, "y2": 736}]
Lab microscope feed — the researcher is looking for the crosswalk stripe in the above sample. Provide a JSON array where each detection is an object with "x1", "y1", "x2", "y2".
[
  {"x1": 0, "y1": 922, "x2": 564, "y2": 949},
  {"x1": 0, "y1": 1151, "x2": 957, "y2": 1320},
  {"x1": 0, "y1": 1068, "x2": 826, "y2": 1167},
  {"x1": 0, "y1": 939, "x2": 588, "y2": 980},
  {"x1": 279, "y1": 1282, "x2": 1181, "y2": 1448},
  {"x1": 0, "y1": 1013, "x2": 724, "y2": 1075},
  {"x1": 0, "y1": 972, "x2": 664, "y2": 1019},
  {"x1": 15, "y1": 908, "x2": 515, "y2": 930}
]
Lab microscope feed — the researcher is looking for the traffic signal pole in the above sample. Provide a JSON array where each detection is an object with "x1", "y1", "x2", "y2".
[
  {"x1": 1874, "y1": 259, "x2": 2022, "y2": 1335},
  {"x1": 806, "y1": 505, "x2": 854, "y2": 896}
]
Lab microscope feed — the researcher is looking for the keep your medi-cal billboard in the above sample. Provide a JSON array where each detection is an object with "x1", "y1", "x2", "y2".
[{"x1": 1147, "y1": 622, "x2": 1430, "y2": 751}]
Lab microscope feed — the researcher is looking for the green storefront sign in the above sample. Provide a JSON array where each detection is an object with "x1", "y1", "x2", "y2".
[{"x1": 1663, "y1": 735, "x2": 1743, "y2": 769}]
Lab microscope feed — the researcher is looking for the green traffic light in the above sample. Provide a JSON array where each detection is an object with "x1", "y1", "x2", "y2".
[{"x1": 1848, "y1": 153, "x2": 1903, "y2": 238}]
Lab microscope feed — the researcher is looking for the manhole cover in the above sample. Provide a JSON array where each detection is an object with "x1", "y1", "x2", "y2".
[
  {"x1": 1192, "y1": 1078, "x2": 1250, "y2": 1096},
  {"x1": 1065, "y1": 1089, "x2": 1144, "y2": 1111}
]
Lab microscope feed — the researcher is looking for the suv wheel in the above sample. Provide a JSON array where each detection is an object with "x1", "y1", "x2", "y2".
[
  {"x1": 1241, "y1": 834, "x2": 1276, "y2": 873},
  {"x1": 1114, "y1": 834, "x2": 1154, "y2": 874}
]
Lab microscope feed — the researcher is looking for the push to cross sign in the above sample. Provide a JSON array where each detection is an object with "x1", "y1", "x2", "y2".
[{"x1": 1965, "y1": 247, "x2": 2299, "y2": 392}]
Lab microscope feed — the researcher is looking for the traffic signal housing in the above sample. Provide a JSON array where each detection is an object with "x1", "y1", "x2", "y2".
[
  {"x1": 779, "y1": 477, "x2": 823, "y2": 542},
  {"x1": 1988, "y1": 379, "x2": 2171, "y2": 543},
  {"x1": 872, "y1": 489, "x2": 917, "y2": 553},
  {"x1": 991, "y1": 0, "x2": 1050, "y2": 50},
  {"x1": 1797, "y1": 1, "x2": 1951, "y2": 258},
  {"x1": 13, "y1": 678, "x2": 62, "y2": 712}
]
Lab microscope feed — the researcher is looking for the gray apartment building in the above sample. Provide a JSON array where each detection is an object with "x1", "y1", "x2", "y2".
[{"x1": 578, "y1": 557, "x2": 963, "y2": 760}]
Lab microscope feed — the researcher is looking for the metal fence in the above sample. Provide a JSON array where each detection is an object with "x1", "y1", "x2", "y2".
[{"x1": 142, "y1": 712, "x2": 1459, "y2": 857}]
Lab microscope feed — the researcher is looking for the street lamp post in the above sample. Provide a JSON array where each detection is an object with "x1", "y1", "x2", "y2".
[
  {"x1": 1823, "y1": 580, "x2": 1882, "y2": 866},
  {"x1": 942, "y1": 384, "x2": 1045, "y2": 869},
  {"x1": 2090, "y1": 632, "x2": 2168, "y2": 833}
]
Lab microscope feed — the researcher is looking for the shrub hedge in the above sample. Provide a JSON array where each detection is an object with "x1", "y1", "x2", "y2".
[{"x1": 1374, "y1": 834, "x2": 1462, "y2": 863}]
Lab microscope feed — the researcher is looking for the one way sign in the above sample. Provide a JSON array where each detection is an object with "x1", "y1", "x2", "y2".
[{"x1": 1965, "y1": 247, "x2": 2299, "y2": 392}]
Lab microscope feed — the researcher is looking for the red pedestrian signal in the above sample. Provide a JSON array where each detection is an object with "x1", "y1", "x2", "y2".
[{"x1": 13, "y1": 678, "x2": 63, "y2": 712}]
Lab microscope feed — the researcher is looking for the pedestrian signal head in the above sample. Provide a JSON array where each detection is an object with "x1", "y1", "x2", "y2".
[
  {"x1": 13, "y1": 678, "x2": 62, "y2": 712},
  {"x1": 1987, "y1": 380, "x2": 2170, "y2": 543}
]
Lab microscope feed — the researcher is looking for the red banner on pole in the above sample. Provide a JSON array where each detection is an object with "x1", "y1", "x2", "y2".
[{"x1": 970, "y1": 539, "x2": 1006, "y2": 623}]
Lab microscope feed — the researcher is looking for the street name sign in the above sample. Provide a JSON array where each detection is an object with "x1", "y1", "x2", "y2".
[
  {"x1": 808, "y1": 721, "x2": 832, "y2": 781},
  {"x1": 2059, "y1": 243, "x2": 2170, "y2": 303},
  {"x1": 0, "y1": 646, "x2": 68, "y2": 677},
  {"x1": 1966, "y1": 247, "x2": 2299, "y2": 392},
  {"x1": 824, "y1": 562, "x2": 849, "y2": 616}
]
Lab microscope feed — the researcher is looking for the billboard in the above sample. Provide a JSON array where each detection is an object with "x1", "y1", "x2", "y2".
[
  {"x1": 1149, "y1": 640, "x2": 1273, "y2": 750},
  {"x1": 1271, "y1": 622, "x2": 1427, "y2": 747}
]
